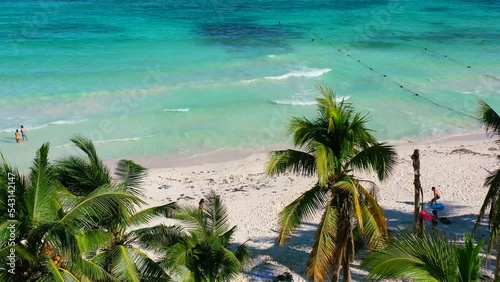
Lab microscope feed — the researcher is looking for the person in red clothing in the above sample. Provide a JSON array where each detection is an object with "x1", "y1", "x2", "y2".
[{"x1": 430, "y1": 187, "x2": 441, "y2": 205}]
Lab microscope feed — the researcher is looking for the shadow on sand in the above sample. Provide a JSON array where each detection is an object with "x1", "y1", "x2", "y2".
[{"x1": 241, "y1": 204, "x2": 495, "y2": 281}]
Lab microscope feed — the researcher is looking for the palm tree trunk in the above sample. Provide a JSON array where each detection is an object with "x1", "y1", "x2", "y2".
[
  {"x1": 496, "y1": 242, "x2": 500, "y2": 280},
  {"x1": 342, "y1": 259, "x2": 351, "y2": 282},
  {"x1": 331, "y1": 269, "x2": 339, "y2": 282},
  {"x1": 411, "y1": 149, "x2": 424, "y2": 232}
]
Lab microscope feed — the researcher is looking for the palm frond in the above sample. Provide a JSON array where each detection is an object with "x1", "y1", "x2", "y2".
[
  {"x1": 44, "y1": 256, "x2": 67, "y2": 282},
  {"x1": 266, "y1": 149, "x2": 316, "y2": 177},
  {"x1": 277, "y1": 184, "x2": 328, "y2": 245},
  {"x1": 129, "y1": 202, "x2": 177, "y2": 227},
  {"x1": 358, "y1": 187, "x2": 387, "y2": 246},
  {"x1": 205, "y1": 191, "x2": 231, "y2": 236},
  {"x1": 77, "y1": 229, "x2": 113, "y2": 254},
  {"x1": 311, "y1": 141, "x2": 331, "y2": 187},
  {"x1": 456, "y1": 234, "x2": 484, "y2": 282},
  {"x1": 363, "y1": 231, "x2": 458, "y2": 281},
  {"x1": 75, "y1": 256, "x2": 120, "y2": 282},
  {"x1": 114, "y1": 160, "x2": 147, "y2": 197},
  {"x1": 477, "y1": 100, "x2": 500, "y2": 142},
  {"x1": 287, "y1": 116, "x2": 328, "y2": 149},
  {"x1": 348, "y1": 142, "x2": 397, "y2": 181},
  {"x1": 176, "y1": 206, "x2": 207, "y2": 234},
  {"x1": 306, "y1": 203, "x2": 337, "y2": 282},
  {"x1": 131, "y1": 247, "x2": 171, "y2": 281},
  {"x1": 474, "y1": 168, "x2": 500, "y2": 237},
  {"x1": 26, "y1": 143, "x2": 60, "y2": 225},
  {"x1": 132, "y1": 224, "x2": 184, "y2": 254},
  {"x1": 54, "y1": 135, "x2": 111, "y2": 196},
  {"x1": 60, "y1": 185, "x2": 143, "y2": 229},
  {"x1": 109, "y1": 245, "x2": 140, "y2": 282}
]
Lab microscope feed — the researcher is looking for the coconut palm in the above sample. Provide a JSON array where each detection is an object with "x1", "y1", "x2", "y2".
[
  {"x1": 154, "y1": 190, "x2": 249, "y2": 282},
  {"x1": 267, "y1": 85, "x2": 397, "y2": 281},
  {"x1": 54, "y1": 135, "x2": 179, "y2": 281},
  {"x1": 363, "y1": 231, "x2": 484, "y2": 282},
  {"x1": 0, "y1": 144, "x2": 139, "y2": 281},
  {"x1": 474, "y1": 100, "x2": 500, "y2": 278}
]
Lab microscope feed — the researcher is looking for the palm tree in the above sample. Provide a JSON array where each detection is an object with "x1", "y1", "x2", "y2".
[
  {"x1": 154, "y1": 190, "x2": 249, "y2": 282},
  {"x1": 363, "y1": 231, "x2": 484, "y2": 282},
  {"x1": 0, "y1": 144, "x2": 137, "y2": 281},
  {"x1": 54, "y1": 135, "x2": 179, "y2": 281},
  {"x1": 474, "y1": 100, "x2": 500, "y2": 279},
  {"x1": 267, "y1": 85, "x2": 397, "y2": 281}
]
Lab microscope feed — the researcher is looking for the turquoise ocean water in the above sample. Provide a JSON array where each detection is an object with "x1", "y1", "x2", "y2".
[{"x1": 1, "y1": 0, "x2": 499, "y2": 169}]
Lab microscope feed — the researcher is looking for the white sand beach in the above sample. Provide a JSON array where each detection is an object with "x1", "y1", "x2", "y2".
[{"x1": 137, "y1": 131, "x2": 499, "y2": 281}]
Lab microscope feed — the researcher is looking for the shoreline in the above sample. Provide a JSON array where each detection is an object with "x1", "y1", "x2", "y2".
[{"x1": 104, "y1": 129, "x2": 490, "y2": 170}]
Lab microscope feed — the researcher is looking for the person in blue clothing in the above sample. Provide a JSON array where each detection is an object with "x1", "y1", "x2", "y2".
[{"x1": 20, "y1": 125, "x2": 28, "y2": 141}]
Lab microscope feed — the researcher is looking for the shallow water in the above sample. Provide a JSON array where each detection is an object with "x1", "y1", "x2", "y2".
[{"x1": 1, "y1": 0, "x2": 499, "y2": 169}]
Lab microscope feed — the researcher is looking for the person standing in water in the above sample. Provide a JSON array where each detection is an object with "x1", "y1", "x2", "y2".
[
  {"x1": 15, "y1": 129, "x2": 20, "y2": 143},
  {"x1": 20, "y1": 125, "x2": 28, "y2": 141}
]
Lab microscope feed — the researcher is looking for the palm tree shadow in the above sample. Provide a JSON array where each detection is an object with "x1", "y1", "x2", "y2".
[{"x1": 240, "y1": 222, "x2": 368, "y2": 281}]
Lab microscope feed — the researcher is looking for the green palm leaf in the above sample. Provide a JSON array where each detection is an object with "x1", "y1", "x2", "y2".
[
  {"x1": 129, "y1": 202, "x2": 178, "y2": 227},
  {"x1": 478, "y1": 100, "x2": 500, "y2": 143},
  {"x1": 60, "y1": 185, "x2": 143, "y2": 229},
  {"x1": 277, "y1": 184, "x2": 328, "y2": 245},
  {"x1": 363, "y1": 231, "x2": 459, "y2": 281},
  {"x1": 132, "y1": 224, "x2": 184, "y2": 254},
  {"x1": 114, "y1": 159, "x2": 147, "y2": 197},
  {"x1": 25, "y1": 143, "x2": 60, "y2": 225},
  {"x1": 307, "y1": 203, "x2": 337, "y2": 282},
  {"x1": 266, "y1": 149, "x2": 316, "y2": 177},
  {"x1": 110, "y1": 245, "x2": 140, "y2": 282},
  {"x1": 347, "y1": 142, "x2": 397, "y2": 181}
]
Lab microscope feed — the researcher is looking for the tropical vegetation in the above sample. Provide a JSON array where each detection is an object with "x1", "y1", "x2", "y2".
[
  {"x1": 475, "y1": 100, "x2": 500, "y2": 279},
  {"x1": 363, "y1": 231, "x2": 484, "y2": 282},
  {"x1": 267, "y1": 85, "x2": 397, "y2": 281},
  {"x1": 145, "y1": 190, "x2": 249, "y2": 282}
]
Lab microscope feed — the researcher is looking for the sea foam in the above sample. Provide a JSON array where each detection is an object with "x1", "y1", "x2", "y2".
[
  {"x1": 161, "y1": 108, "x2": 190, "y2": 112},
  {"x1": 265, "y1": 68, "x2": 331, "y2": 80}
]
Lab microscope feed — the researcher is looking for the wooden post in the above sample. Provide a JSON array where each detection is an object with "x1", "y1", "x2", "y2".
[{"x1": 411, "y1": 149, "x2": 423, "y2": 232}]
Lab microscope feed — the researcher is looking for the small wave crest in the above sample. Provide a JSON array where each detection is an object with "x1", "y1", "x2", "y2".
[
  {"x1": 273, "y1": 96, "x2": 350, "y2": 106},
  {"x1": 94, "y1": 137, "x2": 143, "y2": 144},
  {"x1": 161, "y1": 108, "x2": 190, "y2": 112},
  {"x1": 265, "y1": 68, "x2": 331, "y2": 81},
  {"x1": 240, "y1": 79, "x2": 257, "y2": 84},
  {"x1": 52, "y1": 135, "x2": 151, "y2": 149},
  {"x1": 273, "y1": 100, "x2": 317, "y2": 106},
  {"x1": 0, "y1": 118, "x2": 89, "y2": 133}
]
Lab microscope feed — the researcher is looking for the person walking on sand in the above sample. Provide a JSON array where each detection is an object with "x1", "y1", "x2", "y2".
[
  {"x1": 15, "y1": 129, "x2": 20, "y2": 143},
  {"x1": 430, "y1": 186, "x2": 441, "y2": 205},
  {"x1": 199, "y1": 198, "x2": 205, "y2": 210},
  {"x1": 20, "y1": 125, "x2": 28, "y2": 141}
]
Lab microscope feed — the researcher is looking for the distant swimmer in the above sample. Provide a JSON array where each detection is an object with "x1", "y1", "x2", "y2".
[
  {"x1": 20, "y1": 125, "x2": 28, "y2": 141},
  {"x1": 278, "y1": 21, "x2": 281, "y2": 25},
  {"x1": 482, "y1": 40, "x2": 486, "y2": 44},
  {"x1": 15, "y1": 129, "x2": 20, "y2": 143}
]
